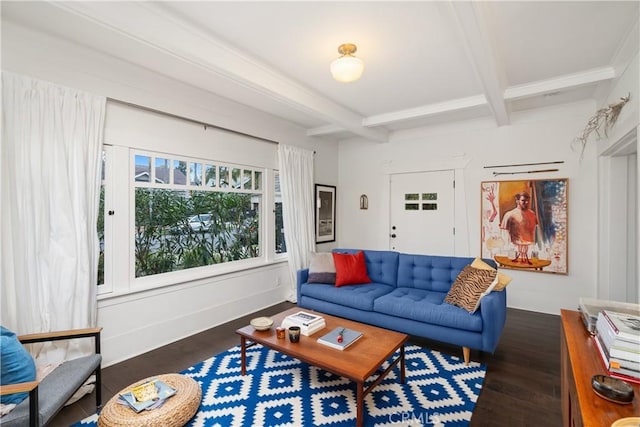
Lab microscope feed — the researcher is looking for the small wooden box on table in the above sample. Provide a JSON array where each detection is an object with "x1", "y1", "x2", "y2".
[
  {"x1": 236, "y1": 307, "x2": 408, "y2": 427},
  {"x1": 560, "y1": 309, "x2": 640, "y2": 427}
]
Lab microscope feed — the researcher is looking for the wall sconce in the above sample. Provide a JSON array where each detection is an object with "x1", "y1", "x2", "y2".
[{"x1": 360, "y1": 194, "x2": 368, "y2": 210}]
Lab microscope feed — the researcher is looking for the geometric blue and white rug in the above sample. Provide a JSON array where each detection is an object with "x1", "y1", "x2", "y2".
[{"x1": 74, "y1": 344, "x2": 486, "y2": 426}]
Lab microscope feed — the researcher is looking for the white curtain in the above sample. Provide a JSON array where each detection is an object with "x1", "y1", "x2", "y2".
[
  {"x1": 278, "y1": 144, "x2": 315, "y2": 302},
  {"x1": 1, "y1": 72, "x2": 106, "y2": 364}
]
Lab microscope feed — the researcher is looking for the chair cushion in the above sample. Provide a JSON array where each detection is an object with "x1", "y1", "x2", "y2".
[
  {"x1": 307, "y1": 252, "x2": 336, "y2": 284},
  {"x1": 333, "y1": 251, "x2": 372, "y2": 287},
  {"x1": 444, "y1": 265, "x2": 498, "y2": 313},
  {"x1": 0, "y1": 354, "x2": 101, "y2": 426},
  {"x1": 471, "y1": 257, "x2": 512, "y2": 291},
  {"x1": 374, "y1": 288, "x2": 484, "y2": 332},
  {"x1": 0, "y1": 326, "x2": 36, "y2": 405},
  {"x1": 301, "y1": 282, "x2": 393, "y2": 311}
]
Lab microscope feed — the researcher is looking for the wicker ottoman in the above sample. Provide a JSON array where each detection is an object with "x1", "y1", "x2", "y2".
[{"x1": 98, "y1": 373, "x2": 201, "y2": 427}]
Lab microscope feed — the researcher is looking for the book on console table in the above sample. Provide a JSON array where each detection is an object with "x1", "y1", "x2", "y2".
[
  {"x1": 596, "y1": 312, "x2": 640, "y2": 364},
  {"x1": 601, "y1": 310, "x2": 640, "y2": 344},
  {"x1": 281, "y1": 311, "x2": 326, "y2": 336},
  {"x1": 592, "y1": 334, "x2": 640, "y2": 385},
  {"x1": 317, "y1": 327, "x2": 363, "y2": 350}
]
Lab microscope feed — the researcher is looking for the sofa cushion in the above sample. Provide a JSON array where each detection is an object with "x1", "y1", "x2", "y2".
[
  {"x1": 0, "y1": 326, "x2": 37, "y2": 405},
  {"x1": 307, "y1": 252, "x2": 336, "y2": 284},
  {"x1": 444, "y1": 265, "x2": 498, "y2": 313},
  {"x1": 397, "y1": 254, "x2": 476, "y2": 292},
  {"x1": 471, "y1": 257, "x2": 512, "y2": 291},
  {"x1": 333, "y1": 251, "x2": 372, "y2": 287},
  {"x1": 300, "y1": 282, "x2": 394, "y2": 311},
  {"x1": 334, "y1": 249, "x2": 399, "y2": 286},
  {"x1": 374, "y1": 288, "x2": 483, "y2": 332}
]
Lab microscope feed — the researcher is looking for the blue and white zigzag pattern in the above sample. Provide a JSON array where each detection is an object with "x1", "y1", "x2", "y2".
[{"x1": 75, "y1": 344, "x2": 486, "y2": 427}]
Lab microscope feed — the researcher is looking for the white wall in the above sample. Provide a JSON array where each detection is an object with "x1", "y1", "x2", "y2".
[
  {"x1": 338, "y1": 102, "x2": 600, "y2": 315},
  {"x1": 2, "y1": 21, "x2": 340, "y2": 366}
]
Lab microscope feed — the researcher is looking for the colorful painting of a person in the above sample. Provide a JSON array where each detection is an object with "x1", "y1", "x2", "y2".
[{"x1": 500, "y1": 192, "x2": 538, "y2": 264}]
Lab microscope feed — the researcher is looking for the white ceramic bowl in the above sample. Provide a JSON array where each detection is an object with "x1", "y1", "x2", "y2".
[{"x1": 250, "y1": 317, "x2": 274, "y2": 331}]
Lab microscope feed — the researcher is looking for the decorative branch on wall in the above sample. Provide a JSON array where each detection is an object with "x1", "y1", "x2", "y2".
[{"x1": 573, "y1": 93, "x2": 631, "y2": 158}]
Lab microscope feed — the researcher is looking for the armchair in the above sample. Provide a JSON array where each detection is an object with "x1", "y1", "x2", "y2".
[{"x1": 0, "y1": 327, "x2": 102, "y2": 427}]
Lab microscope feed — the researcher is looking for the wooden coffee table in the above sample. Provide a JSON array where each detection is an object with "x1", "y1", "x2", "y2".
[{"x1": 236, "y1": 307, "x2": 408, "y2": 427}]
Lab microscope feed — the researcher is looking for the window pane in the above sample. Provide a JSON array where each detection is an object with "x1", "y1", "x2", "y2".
[
  {"x1": 155, "y1": 158, "x2": 170, "y2": 184},
  {"x1": 135, "y1": 155, "x2": 151, "y2": 182},
  {"x1": 255, "y1": 171, "x2": 262, "y2": 190},
  {"x1": 423, "y1": 203, "x2": 437, "y2": 210},
  {"x1": 205, "y1": 164, "x2": 216, "y2": 187},
  {"x1": 98, "y1": 179, "x2": 105, "y2": 286},
  {"x1": 173, "y1": 160, "x2": 187, "y2": 185},
  {"x1": 405, "y1": 203, "x2": 419, "y2": 210},
  {"x1": 231, "y1": 168, "x2": 241, "y2": 189},
  {"x1": 134, "y1": 188, "x2": 260, "y2": 277},
  {"x1": 405, "y1": 193, "x2": 419, "y2": 201},
  {"x1": 274, "y1": 172, "x2": 286, "y2": 254},
  {"x1": 190, "y1": 162, "x2": 202, "y2": 186},
  {"x1": 244, "y1": 170, "x2": 252, "y2": 190},
  {"x1": 219, "y1": 166, "x2": 229, "y2": 188},
  {"x1": 423, "y1": 193, "x2": 437, "y2": 200}
]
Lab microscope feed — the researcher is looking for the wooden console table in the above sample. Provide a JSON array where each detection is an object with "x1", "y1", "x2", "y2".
[{"x1": 561, "y1": 309, "x2": 640, "y2": 426}]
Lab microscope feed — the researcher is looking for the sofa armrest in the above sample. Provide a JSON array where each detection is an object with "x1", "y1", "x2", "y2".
[
  {"x1": 296, "y1": 268, "x2": 309, "y2": 303},
  {"x1": 479, "y1": 290, "x2": 507, "y2": 353}
]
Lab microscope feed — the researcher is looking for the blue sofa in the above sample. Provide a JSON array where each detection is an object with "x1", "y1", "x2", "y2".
[{"x1": 296, "y1": 249, "x2": 507, "y2": 364}]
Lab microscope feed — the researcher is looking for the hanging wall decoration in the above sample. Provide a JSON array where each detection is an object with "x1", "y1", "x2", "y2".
[
  {"x1": 481, "y1": 178, "x2": 568, "y2": 274},
  {"x1": 573, "y1": 93, "x2": 630, "y2": 158}
]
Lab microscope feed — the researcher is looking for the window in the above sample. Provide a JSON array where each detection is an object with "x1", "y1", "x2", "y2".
[
  {"x1": 274, "y1": 171, "x2": 286, "y2": 254},
  {"x1": 133, "y1": 151, "x2": 262, "y2": 278},
  {"x1": 98, "y1": 150, "x2": 106, "y2": 286}
]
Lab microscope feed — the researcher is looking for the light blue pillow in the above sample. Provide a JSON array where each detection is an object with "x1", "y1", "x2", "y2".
[{"x1": 1, "y1": 326, "x2": 37, "y2": 405}]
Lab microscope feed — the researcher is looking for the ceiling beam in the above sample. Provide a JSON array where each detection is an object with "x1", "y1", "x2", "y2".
[
  {"x1": 505, "y1": 67, "x2": 616, "y2": 100},
  {"x1": 449, "y1": 2, "x2": 510, "y2": 127},
  {"x1": 52, "y1": 1, "x2": 389, "y2": 143},
  {"x1": 306, "y1": 124, "x2": 344, "y2": 137},
  {"x1": 362, "y1": 95, "x2": 487, "y2": 127}
]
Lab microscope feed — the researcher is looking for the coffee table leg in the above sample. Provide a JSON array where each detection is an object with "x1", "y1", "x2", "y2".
[
  {"x1": 240, "y1": 336, "x2": 247, "y2": 375},
  {"x1": 356, "y1": 381, "x2": 364, "y2": 427},
  {"x1": 400, "y1": 344, "x2": 405, "y2": 383}
]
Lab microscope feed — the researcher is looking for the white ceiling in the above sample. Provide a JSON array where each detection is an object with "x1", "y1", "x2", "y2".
[{"x1": 2, "y1": 1, "x2": 639, "y2": 142}]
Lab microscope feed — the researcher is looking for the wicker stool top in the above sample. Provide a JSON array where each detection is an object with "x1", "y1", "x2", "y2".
[{"x1": 98, "y1": 373, "x2": 201, "y2": 427}]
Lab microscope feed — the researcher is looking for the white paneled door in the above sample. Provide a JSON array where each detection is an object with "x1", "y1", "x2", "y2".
[{"x1": 389, "y1": 170, "x2": 455, "y2": 255}]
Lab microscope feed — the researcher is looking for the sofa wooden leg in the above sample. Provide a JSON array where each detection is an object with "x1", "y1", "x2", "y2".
[{"x1": 463, "y1": 347, "x2": 470, "y2": 365}]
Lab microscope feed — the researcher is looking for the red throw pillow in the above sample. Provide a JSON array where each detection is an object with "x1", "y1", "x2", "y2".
[{"x1": 332, "y1": 251, "x2": 372, "y2": 287}]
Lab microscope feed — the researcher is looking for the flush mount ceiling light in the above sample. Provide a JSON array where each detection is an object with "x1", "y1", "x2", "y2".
[{"x1": 330, "y1": 43, "x2": 364, "y2": 83}]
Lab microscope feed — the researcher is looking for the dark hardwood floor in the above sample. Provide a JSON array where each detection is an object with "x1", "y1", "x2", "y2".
[{"x1": 52, "y1": 302, "x2": 561, "y2": 426}]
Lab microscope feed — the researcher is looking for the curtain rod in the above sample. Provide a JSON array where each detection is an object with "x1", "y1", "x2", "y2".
[{"x1": 107, "y1": 98, "x2": 280, "y2": 145}]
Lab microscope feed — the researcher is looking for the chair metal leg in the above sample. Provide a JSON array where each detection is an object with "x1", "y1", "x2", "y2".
[{"x1": 29, "y1": 387, "x2": 39, "y2": 427}]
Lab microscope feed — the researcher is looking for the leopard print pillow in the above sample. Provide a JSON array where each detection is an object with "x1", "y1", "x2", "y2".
[{"x1": 444, "y1": 265, "x2": 498, "y2": 313}]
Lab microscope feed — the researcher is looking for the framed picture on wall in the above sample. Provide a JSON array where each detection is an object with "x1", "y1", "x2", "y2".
[
  {"x1": 315, "y1": 184, "x2": 336, "y2": 243},
  {"x1": 481, "y1": 178, "x2": 568, "y2": 274}
]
